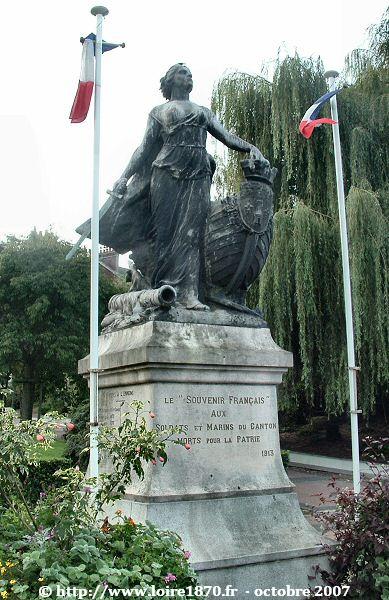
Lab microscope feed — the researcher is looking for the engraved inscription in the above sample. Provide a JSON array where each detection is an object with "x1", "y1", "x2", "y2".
[
  {"x1": 99, "y1": 387, "x2": 140, "y2": 428},
  {"x1": 156, "y1": 391, "x2": 276, "y2": 454},
  {"x1": 99, "y1": 387, "x2": 278, "y2": 457},
  {"x1": 187, "y1": 396, "x2": 225, "y2": 404}
]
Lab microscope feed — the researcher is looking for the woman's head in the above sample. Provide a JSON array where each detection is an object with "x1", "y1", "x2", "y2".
[{"x1": 160, "y1": 64, "x2": 193, "y2": 100}]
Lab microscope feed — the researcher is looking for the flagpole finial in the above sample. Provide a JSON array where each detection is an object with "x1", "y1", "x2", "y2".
[
  {"x1": 91, "y1": 6, "x2": 109, "y2": 16},
  {"x1": 324, "y1": 70, "x2": 339, "y2": 79}
]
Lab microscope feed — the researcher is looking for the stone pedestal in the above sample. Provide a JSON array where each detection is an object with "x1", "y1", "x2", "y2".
[{"x1": 79, "y1": 322, "x2": 329, "y2": 597}]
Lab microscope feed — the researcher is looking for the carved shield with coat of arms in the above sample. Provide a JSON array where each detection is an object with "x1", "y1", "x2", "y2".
[{"x1": 238, "y1": 180, "x2": 274, "y2": 235}]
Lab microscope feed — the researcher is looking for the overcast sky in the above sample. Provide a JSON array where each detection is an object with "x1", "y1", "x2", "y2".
[{"x1": 0, "y1": 0, "x2": 386, "y2": 253}]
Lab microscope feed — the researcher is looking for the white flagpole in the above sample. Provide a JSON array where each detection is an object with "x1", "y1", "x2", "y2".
[
  {"x1": 324, "y1": 70, "x2": 361, "y2": 494},
  {"x1": 89, "y1": 5, "x2": 109, "y2": 487}
]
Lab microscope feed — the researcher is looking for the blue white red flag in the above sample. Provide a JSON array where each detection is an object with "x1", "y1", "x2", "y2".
[
  {"x1": 69, "y1": 38, "x2": 95, "y2": 124},
  {"x1": 299, "y1": 89, "x2": 340, "y2": 139},
  {"x1": 83, "y1": 33, "x2": 123, "y2": 54},
  {"x1": 69, "y1": 34, "x2": 122, "y2": 124}
]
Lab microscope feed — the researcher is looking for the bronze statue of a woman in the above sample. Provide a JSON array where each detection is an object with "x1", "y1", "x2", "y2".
[{"x1": 87, "y1": 64, "x2": 269, "y2": 311}]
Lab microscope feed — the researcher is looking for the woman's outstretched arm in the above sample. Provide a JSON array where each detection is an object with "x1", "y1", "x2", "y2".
[{"x1": 207, "y1": 111, "x2": 268, "y2": 164}]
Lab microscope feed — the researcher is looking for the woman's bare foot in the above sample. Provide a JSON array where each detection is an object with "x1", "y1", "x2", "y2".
[{"x1": 182, "y1": 296, "x2": 210, "y2": 311}]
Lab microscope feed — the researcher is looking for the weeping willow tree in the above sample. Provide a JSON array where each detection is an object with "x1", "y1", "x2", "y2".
[{"x1": 211, "y1": 10, "x2": 388, "y2": 421}]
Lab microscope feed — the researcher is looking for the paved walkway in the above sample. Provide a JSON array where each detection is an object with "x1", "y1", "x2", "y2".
[
  {"x1": 288, "y1": 466, "x2": 353, "y2": 536},
  {"x1": 289, "y1": 451, "x2": 376, "y2": 476},
  {"x1": 288, "y1": 466, "x2": 352, "y2": 510}
]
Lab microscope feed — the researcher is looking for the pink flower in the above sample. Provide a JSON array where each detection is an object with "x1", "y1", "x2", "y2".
[
  {"x1": 183, "y1": 550, "x2": 191, "y2": 559},
  {"x1": 149, "y1": 412, "x2": 156, "y2": 419},
  {"x1": 164, "y1": 573, "x2": 177, "y2": 584},
  {"x1": 151, "y1": 459, "x2": 157, "y2": 465},
  {"x1": 184, "y1": 443, "x2": 191, "y2": 450},
  {"x1": 36, "y1": 434, "x2": 45, "y2": 442},
  {"x1": 159, "y1": 456, "x2": 165, "y2": 463},
  {"x1": 66, "y1": 422, "x2": 75, "y2": 431}
]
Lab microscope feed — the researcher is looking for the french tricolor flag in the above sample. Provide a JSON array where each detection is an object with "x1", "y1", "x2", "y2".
[
  {"x1": 299, "y1": 89, "x2": 340, "y2": 139},
  {"x1": 69, "y1": 38, "x2": 95, "y2": 124}
]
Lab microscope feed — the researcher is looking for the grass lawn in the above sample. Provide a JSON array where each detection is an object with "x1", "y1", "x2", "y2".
[{"x1": 33, "y1": 439, "x2": 67, "y2": 461}]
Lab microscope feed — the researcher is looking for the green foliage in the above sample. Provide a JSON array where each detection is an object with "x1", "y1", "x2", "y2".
[
  {"x1": 374, "y1": 556, "x2": 389, "y2": 600},
  {"x1": 0, "y1": 230, "x2": 124, "y2": 418},
  {"x1": 96, "y1": 401, "x2": 184, "y2": 511},
  {"x1": 64, "y1": 399, "x2": 90, "y2": 470},
  {"x1": 41, "y1": 379, "x2": 89, "y2": 418},
  {"x1": 251, "y1": 209, "x2": 295, "y2": 351},
  {"x1": 103, "y1": 518, "x2": 196, "y2": 591},
  {"x1": 280, "y1": 449, "x2": 290, "y2": 469},
  {"x1": 35, "y1": 466, "x2": 99, "y2": 543},
  {"x1": 0, "y1": 408, "x2": 60, "y2": 532},
  {"x1": 271, "y1": 56, "x2": 334, "y2": 211},
  {"x1": 20, "y1": 457, "x2": 70, "y2": 505},
  {"x1": 0, "y1": 403, "x2": 196, "y2": 598},
  {"x1": 212, "y1": 11, "x2": 389, "y2": 418},
  {"x1": 347, "y1": 187, "x2": 389, "y2": 414},
  {"x1": 0, "y1": 506, "x2": 31, "y2": 552},
  {"x1": 1, "y1": 522, "x2": 196, "y2": 599},
  {"x1": 31, "y1": 401, "x2": 184, "y2": 541},
  {"x1": 212, "y1": 72, "x2": 273, "y2": 196},
  {"x1": 252, "y1": 204, "x2": 349, "y2": 417}
]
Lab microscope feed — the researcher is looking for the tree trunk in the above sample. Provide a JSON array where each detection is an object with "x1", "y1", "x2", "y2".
[
  {"x1": 20, "y1": 364, "x2": 35, "y2": 421},
  {"x1": 37, "y1": 384, "x2": 43, "y2": 419}
]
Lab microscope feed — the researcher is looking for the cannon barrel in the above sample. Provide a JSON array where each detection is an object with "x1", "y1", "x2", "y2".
[
  {"x1": 157, "y1": 285, "x2": 177, "y2": 307},
  {"x1": 105, "y1": 285, "x2": 177, "y2": 317},
  {"x1": 138, "y1": 285, "x2": 177, "y2": 309}
]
